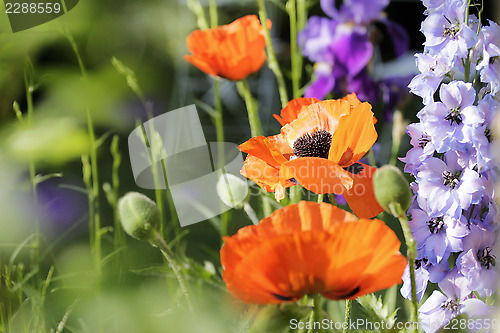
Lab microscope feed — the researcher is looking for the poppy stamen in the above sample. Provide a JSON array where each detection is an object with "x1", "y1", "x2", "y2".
[{"x1": 293, "y1": 130, "x2": 332, "y2": 159}]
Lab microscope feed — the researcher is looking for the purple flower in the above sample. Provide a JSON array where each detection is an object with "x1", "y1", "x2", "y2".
[
  {"x1": 422, "y1": 0, "x2": 445, "y2": 12},
  {"x1": 418, "y1": 81, "x2": 482, "y2": 153},
  {"x1": 297, "y1": 16, "x2": 337, "y2": 63},
  {"x1": 457, "y1": 224, "x2": 498, "y2": 297},
  {"x1": 421, "y1": 0, "x2": 477, "y2": 65},
  {"x1": 408, "y1": 53, "x2": 450, "y2": 105},
  {"x1": 299, "y1": 0, "x2": 409, "y2": 104},
  {"x1": 409, "y1": 208, "x2": 469, "y2": 264},
  {"x1": 400, "y1": 122, "x2": 436, "y2": 173},
  {"x1": 320, "y1": 0, "x2": 389, "y2": 25},
  {"x1": 419, "y1": 269, "x2": 491, "y2": 333},
  {"x1": 304, "y1": 63, "x2": 336, "y2": 99},
  {"x1": 415, "y1": 154, "x2": 484, "y2": 219},
  {"x1": 400, "y1": 255, "x2": 448, "y2": 302}
]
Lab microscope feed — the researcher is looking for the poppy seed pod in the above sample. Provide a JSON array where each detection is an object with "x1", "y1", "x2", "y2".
[
  {"x1": 118, "y1": 192, "x2": 161, "y2": 242},
  {"x1": 373, "y1": 165, "x2": 412, "y2": 215}
]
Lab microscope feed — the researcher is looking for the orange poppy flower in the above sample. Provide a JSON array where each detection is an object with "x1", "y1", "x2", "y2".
[
  {"x1": 220, "y1": 201, "x2": 407, "y2": 304},
  {"x1": 239, "y1": 93, "x2": 383, "y2": 218},
  {"x1": 184, "y1": 15, "x2": 270, "y2": 81}
]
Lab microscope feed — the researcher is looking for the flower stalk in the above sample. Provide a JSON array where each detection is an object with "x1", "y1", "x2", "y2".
[
  {"x1": 256, "y1": 0, "x2": 289, "y2": 108},
  {"x1": 237, "y1": 79, "x2": 263, "y2": 137}
]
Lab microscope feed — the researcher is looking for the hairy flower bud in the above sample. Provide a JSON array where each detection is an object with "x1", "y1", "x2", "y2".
[
  {"x1": 118, "y1": 192, "x2": 161, "y2": 242},
  {"x1": 216, "y1": 173, "x2": 249, "y2": 208},
  {"x1": 373, "y1": 165, "x2": 412, "y2": 215}
]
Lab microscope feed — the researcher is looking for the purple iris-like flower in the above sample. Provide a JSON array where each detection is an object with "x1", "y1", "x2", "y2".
[
  {"x1": 320, "y1": 0, "x2": 389, "y2": 25},
  {"x1": 298, "y1": 16, "x2": 337, "y2": 63},
  {"x1": 304, "y1": 62, "x2": 336, "y2": 99},
  {"x1": 419, "y1": 268, "x2": 491, "y2": 333},
  {"x1": 418, "y1": 81, "x2": 483, "y2": 153},
  {"x1": 400, "y1": 122, "x2": 436, "y2": 174},
  {"x1": 457, "y1": 224, "x2": 498, "y2": 297},
  {"x1": 344, "y1": 69, "x2": 379, "y2": 102},
  {"x1": 415, "y1": 153, "x2": 484, "y2": 219},
  {"x1": 401, "y1": 255, "x2": 448, "y2": 302},
  {"x1": 409, "y1": 208, "x2": 469, "y2": 264},
  {"x1": 408, "y1": 53, "x2": 450, "y2": 105},
  {"x1": 300, "y1": 0, "x2": 409, "y2": 103},
  {"x1": 421, "y1": 0, "x2": 478, "y2": 64}
]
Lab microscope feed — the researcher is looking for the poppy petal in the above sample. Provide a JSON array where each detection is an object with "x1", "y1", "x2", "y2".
[
  {"x1": 239, "y1": 136, "x2": 289, "y2": 168},
  {"x1": 343, "y1": 163, "x2": 384, "y2": 218},
  {"x1": 221, "y1": 202, "x2": 406, "y2": 304},
  {"x1": 240, "y1": 155, "x2": 294, "y2": 193},
  {"x1": 328, "y1": 102, "x2": 377, "y2": 166},
  {"x1": 273, "y1": 97, "x2": 320, "y2": 126},
  {"x1": 184, "y1": 15, "x2": 269, "y2": 81},
  {"x1": 281, "y1": 99, "x2": 351, "y2": 147},
  {"x1": 282, "y1": 157, "x2": 353, "y2": 194}
]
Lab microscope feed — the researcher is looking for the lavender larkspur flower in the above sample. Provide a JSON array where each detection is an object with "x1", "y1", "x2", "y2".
[
  {"x1": 403, "y1": 3, "x2": 498, "y2": 330},
  {"x1": 418, "y1": 81, "x2": 483, "y2": 153},
  {"x1": 408, "y1": 53, "x2": 450, "y2": 105},
  {"x1": 409, "y1": 208, "x2": 469, "y2": 264},
  {"x1": 401, "y1": 255, "x2": 448, "y2": 302},
  {"x1": 415, "y1": 153, "x2": 483, "y2": 219},
  {"x1": 421, "y1": 0, "x2": 478, "y2": 65},
  {"x1": 477, "y1": 20, "x2": 500, "y2": 94},
  {"x1": 419, "y1": 269, "x2": 491, "y2": 333},
  {"x1": 400, "y1": 122, "x2": 436, "y2": 173},
  {"x1": 457, "y1": 224, "x2": 498, "y2": 297}
]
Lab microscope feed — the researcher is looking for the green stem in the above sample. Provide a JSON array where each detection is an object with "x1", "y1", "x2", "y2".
[
  {"x1": 297, "y1": 0, "x2": 307, "y2": 31},
  {"x1": 313, "y1": 294, "x2": 325, "y2": 333},
  {"x1": 288, "y1": 0, "x2": 301, "y2": 99},
  {"x1": 87, "y1": 109, "x2": 102, "y2": 275},
  {"x1": 214, "y1": 78, "x2": 225, "y2": 169},
  {"x1": 290, "y1": 185, "x2": 302, "y2": 204},
  {"x1": 209, "y1": 0, "x2": 218, "y2": 28},
  {"x1": 243, "y1": 203, "x2": 259, "y2": 225},
  {"x1": 342, "y1": 300, "x2": 352, "y2": 333},
  {"x1": 153, "y1": 233, "x2": 195, "y2": 313},
  {"x1": 237, "y1": 79, "x2": 263, "y2": 137},
  {"x1": 110, "y1": 135, "x2": 126, "y2": 252},
  {"x1": 390, "y1": 203, "x2": 418, "y2": 330},
  {"x1": 317, "y1": 194, "x2": 324, "y2": 203},
  {"x1": 187, "y1": 0, "x2": 209, "y2": 30},
  {"x1": 256, "y1": 0, "x2": 289, "y2": 108}
]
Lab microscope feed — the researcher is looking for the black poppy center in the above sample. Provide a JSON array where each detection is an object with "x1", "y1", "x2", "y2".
[
  {"x1": 293, "y1": 130, "x2": 332, "y2": 159},
  {"x1": 478, "y1": 247, "x2": 496, "y2": 269},
  {"x1": 441, "y1": 299, "x2": 460, "y2": 313},
  {"x1": 442, "y1": 171, "x2": 460, "y2": 189},
  {"x1": 427, "y1": 217, "x2": 444, "y2": 234}
]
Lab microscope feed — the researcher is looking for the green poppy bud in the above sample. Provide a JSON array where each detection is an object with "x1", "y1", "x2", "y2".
[
  {"x1": 118, "y1": 192, "x2": 161, "y2": 242},
  {"x1": 216, "y1": 173, "x2": 249, "y2": 209},
  {"x1": 373, "y1": 165, "x2": 412, "y2": 216}
]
